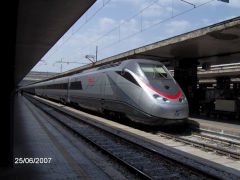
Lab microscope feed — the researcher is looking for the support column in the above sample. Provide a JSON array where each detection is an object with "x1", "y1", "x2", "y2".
[
  {"x1": 0, "y1": 1, "x2": 18, "y2": 168},
  {"x1": 174, "y1": 59, "x2": 198, "y2": 115}
]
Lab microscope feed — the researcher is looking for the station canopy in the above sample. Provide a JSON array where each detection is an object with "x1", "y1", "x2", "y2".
[
  {"x1": 44, "y1": 17, "x2": 239, "y2": 82},
  {"x1": 15, "y1": 0, "x2": 96, "y2": 86}
]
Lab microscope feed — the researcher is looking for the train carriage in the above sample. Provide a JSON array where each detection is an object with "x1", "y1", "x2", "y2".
[{"x1": 22, "y1": 59, "x2": 189, "y2": 125}]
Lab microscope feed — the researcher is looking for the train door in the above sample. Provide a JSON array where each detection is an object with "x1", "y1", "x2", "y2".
[
  {"x1": 66, "y1": 78, "x2": 70, "y2": 103},
  {"x1": 99, "y1": 72, "x2": 106, "y2": 109}
]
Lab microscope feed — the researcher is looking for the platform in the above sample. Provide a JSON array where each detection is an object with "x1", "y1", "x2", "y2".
[
  {"x1": 188, "y1": 116, "x2": 240, "y2": 137},
  {"x1": 0, "y1": 94, "x2": 121, "y2": 179},
  {"x1": 1, "y1": 94, "x2": 240, "y2": 179}
]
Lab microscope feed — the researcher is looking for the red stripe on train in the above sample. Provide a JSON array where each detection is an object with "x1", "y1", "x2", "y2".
[{"x1": 141, "y1": 79, "x2": 181, "y2": 99}]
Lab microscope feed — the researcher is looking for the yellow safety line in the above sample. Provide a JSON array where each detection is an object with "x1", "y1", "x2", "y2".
[{"x1": 23, "y1": 99, "x2": 91, "y2": 180}]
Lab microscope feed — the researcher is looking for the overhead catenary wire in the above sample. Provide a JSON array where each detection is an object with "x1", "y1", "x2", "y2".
[
  {"x1": 99, "y1": 0, "x2": 215, "y2": 51},
  {"x1": 75, "y1": 0, "x2": 216, "y2": 59},
  {"x1": 70, "y1": 0, "x2": 159, "y2": 57},
  {"x1": 46, "y1": 0, "x2": 217, "y2": 69},
  {"x1": 54, "y1": 58, "x2": 88, "y2": 73},
  {"x1": 46, "y1": 0, "x2": 112, "y2": 60}
]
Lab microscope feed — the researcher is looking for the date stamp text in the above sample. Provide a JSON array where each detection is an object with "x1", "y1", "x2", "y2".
[{"x1": 15, "y1": 157, "x2": 52, "y2": 164}]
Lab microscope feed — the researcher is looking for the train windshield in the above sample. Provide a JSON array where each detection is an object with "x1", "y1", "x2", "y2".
[{"x1": 139, "y1": 63, "x2": 171, "y2": 80}]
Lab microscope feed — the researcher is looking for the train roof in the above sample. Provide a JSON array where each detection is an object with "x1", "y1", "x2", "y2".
[
  {"x1": 71, "y1": 59, "x2": 164, "y2": 76},
  {"x1": 22, "y1": 59, "x2": 165, "y2": 88}
]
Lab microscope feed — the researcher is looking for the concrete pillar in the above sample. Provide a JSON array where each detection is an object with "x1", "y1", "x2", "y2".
[
  {"x1": 174, "y1": 59, "x2": 199, "y2": 115},
  {"x1": 0, "y1": 1, "x2": 18, "y2": 168}
]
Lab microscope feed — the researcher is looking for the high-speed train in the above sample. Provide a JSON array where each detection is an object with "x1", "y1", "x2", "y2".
[{"x1": 22, "y1": 59, "x2": 189, "y2": 125}]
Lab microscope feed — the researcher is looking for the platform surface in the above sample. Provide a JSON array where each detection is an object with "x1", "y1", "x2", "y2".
[{"x1": 0, "y1": 94, "x2": 115, "y2": 180}]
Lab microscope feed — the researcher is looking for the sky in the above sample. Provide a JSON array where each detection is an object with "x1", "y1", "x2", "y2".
[{"x1": 31, "y1": 0, "x2": 240, "y2": 73}]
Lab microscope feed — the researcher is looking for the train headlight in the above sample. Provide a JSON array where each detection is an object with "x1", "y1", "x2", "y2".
[
  {"x1": 179, "y1": 95, "x2": 186, "y2": 103},
  {"x1": 153, "y1": 94, "x2": 169, "y2": 102},
  {"x1": 153, "y1": 94, "x2": 160, "y2": 98},
  {"x1": 162, "y1": 97, "x2": 169, "y2": 102}
]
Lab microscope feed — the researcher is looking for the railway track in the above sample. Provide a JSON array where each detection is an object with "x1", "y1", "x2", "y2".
[
  {"x1": 155, "y1": 128, "x2": 240, "y2": 160},
  {"x1": 24, "y1": 94, "x2": 218, "y2": 180}
]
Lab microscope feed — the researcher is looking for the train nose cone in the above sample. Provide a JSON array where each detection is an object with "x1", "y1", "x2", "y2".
[{"x1": 151, "y1": 102, "x2": 189, "y2": 120}]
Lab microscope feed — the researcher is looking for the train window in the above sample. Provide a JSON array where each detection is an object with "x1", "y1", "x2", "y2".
[
  {"x1": 63, "y1": 83, "x2": 68, "y2": 89},
  {"x1": 70, "y1": 81, "x2": 82, "y2": 90},
  {"x1": 116, "y1": 71, "x2": 140, "y2": 87},
  {"x1": 45, "y1": 83, "x2": 68, "y2": 89},
  {"x1": 139, "y1": 63, "x2": 171, "y2": 80},
  {"x1": 98, "y1": 62, "x2": 121, "y2": 70}
]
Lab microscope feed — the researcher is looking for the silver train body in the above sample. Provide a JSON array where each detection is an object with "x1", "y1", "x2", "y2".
[{"x1": 23, "y1": 59, "x2": 189, "y2": 125}]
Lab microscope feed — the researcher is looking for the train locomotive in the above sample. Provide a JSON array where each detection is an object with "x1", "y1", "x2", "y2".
[{"x1": 22, "y1": 59, "x2": 189, "y2": 125}]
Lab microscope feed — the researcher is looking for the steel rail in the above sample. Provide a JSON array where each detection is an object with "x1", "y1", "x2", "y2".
[
  {"x1": 156, "y1": 131, "x2": 240, "y2": 160},
  {"x1": 196, "y1": 128, "x2": 240, "y2": 142},
  {"x1": 24, "y1": 94, "x2": 218, "y2": 180},
  {"x1": 26, "y1": 96, "x2": 152, "y2": 179},
  {"x1": 191, "y1": 132, "x2": 240, "y2": 147}
]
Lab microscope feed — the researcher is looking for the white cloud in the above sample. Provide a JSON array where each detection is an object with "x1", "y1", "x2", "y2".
[
  {"x1": 165, "y1": 20, "x2": 190, "y2": 34},
  {"x1": 141, "y1": 3, "x2": 165, "y2": 18},
  {"x1": 120, "y1": 19, "x2": 139, "y2": 36},
  {"x1": 99, "y1": 17, "x2": 117, "y2": 31}
]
